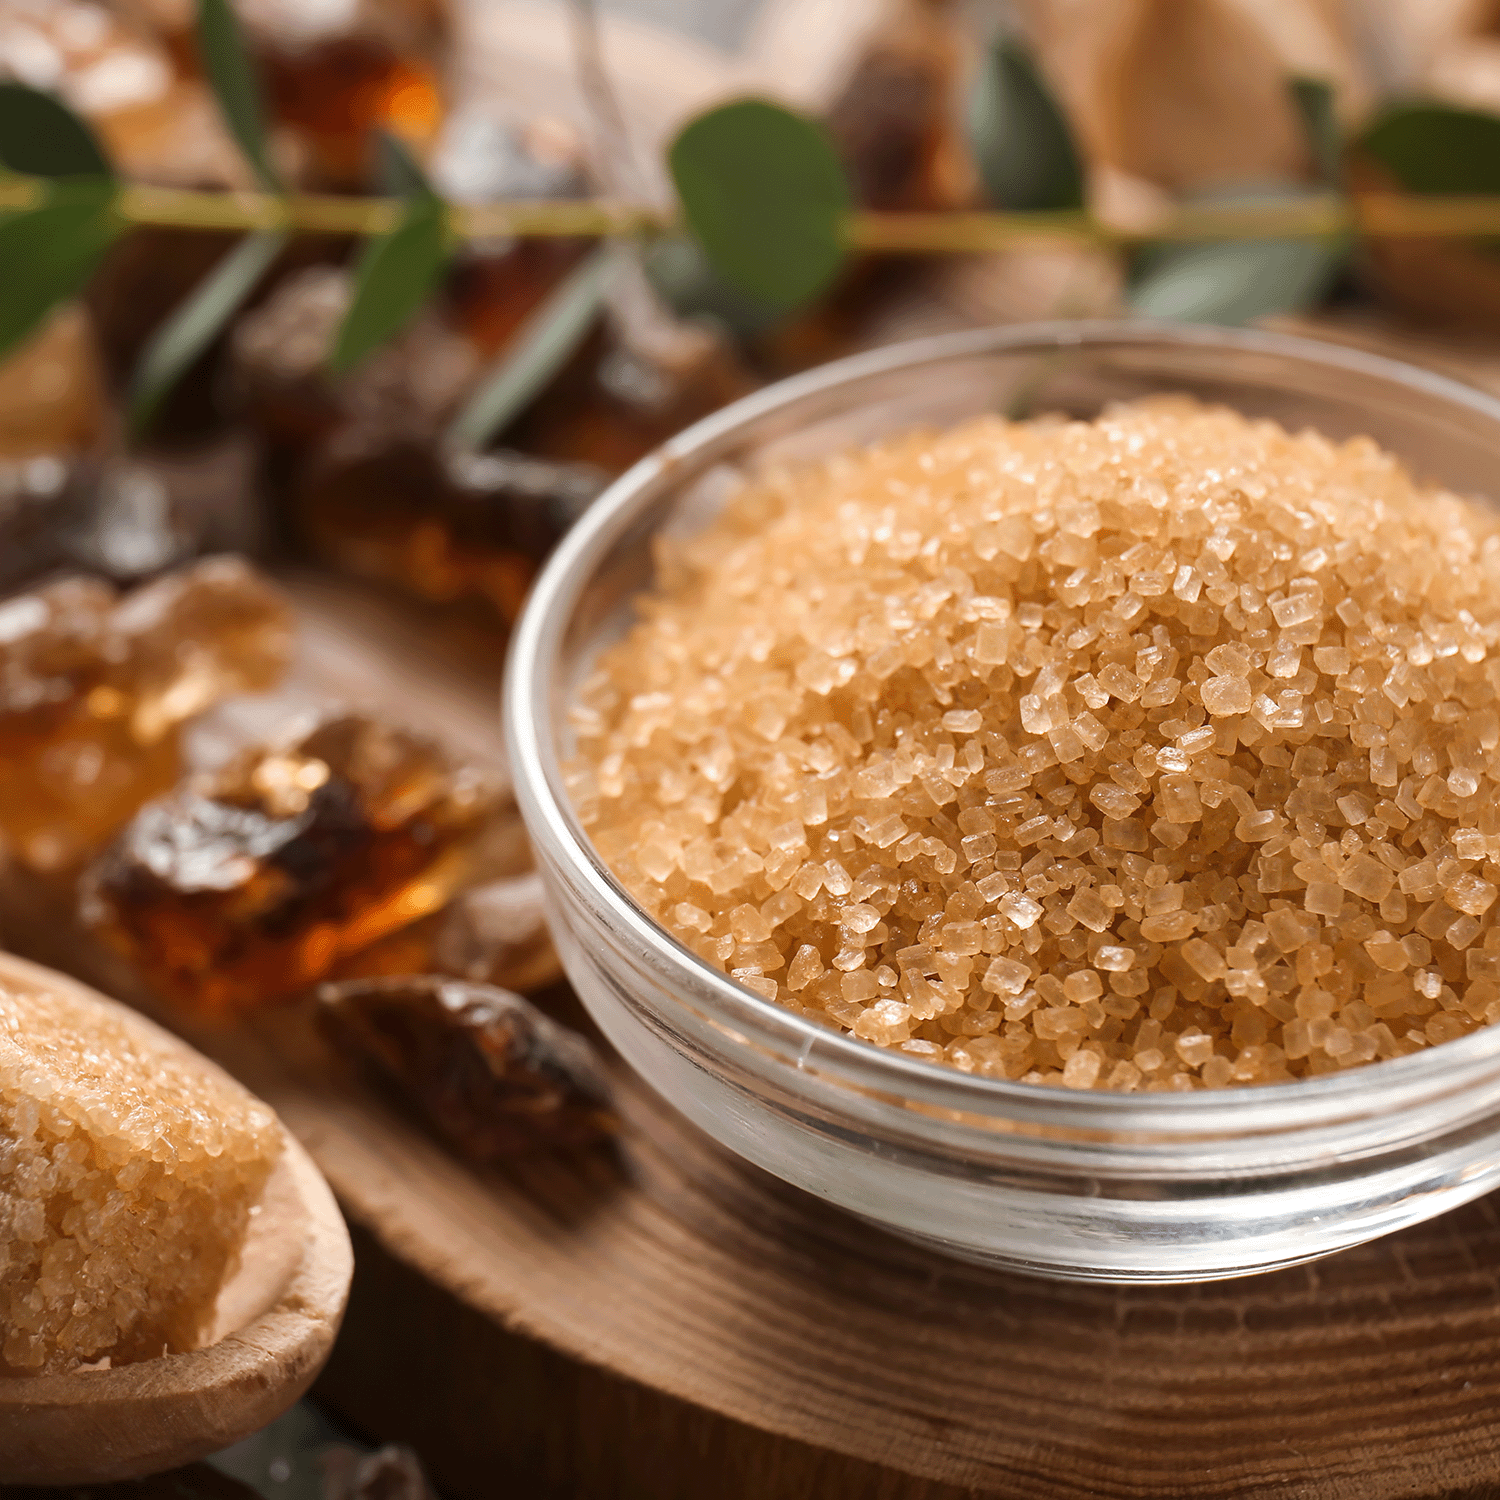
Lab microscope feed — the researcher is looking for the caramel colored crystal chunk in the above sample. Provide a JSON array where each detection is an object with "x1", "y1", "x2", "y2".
[
  {"x1": 230, "y1": 267, "x2": 481, "y2": 453},
  {"x1": 572, "y1": 401, "x2": 1500, "y2": 1090},
  {"x1": 83, "y1": 715, "x2": 505, "y2": 1014},
  {"x1": 317, "y1": 975, "x2": 616, "y2": 1158},
  {"x1": 0, "y1": 557, "x2": 293, "y2": 872},
  {"x1": 299, "y1": 442, "x2": 606, "y2": 629},
  {"x1": 0, "y1": 970, "x2": 281, "y2": 1375},
  {"x1": 0, "y1": 305, "x2": 105, "y2": 464},
  {"x1": 332, "y1": 869, "x2": 563, "y2": 995},
  {"x1": 232, "y1": 266, "x2": 607, "y2": 631}
]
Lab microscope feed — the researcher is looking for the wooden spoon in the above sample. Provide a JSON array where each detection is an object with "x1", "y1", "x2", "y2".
[{"x1": 0, "y1": 953, "x2": 353, "y2": 1485}]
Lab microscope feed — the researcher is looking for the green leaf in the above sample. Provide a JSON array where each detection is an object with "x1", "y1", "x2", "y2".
[
  {"x1": 1356, "y1": 102, "x2": 1500, "y2": 195},
  {"x1": 644, "y1": 237, "x2": 784, "y2": 338},
  {"x1": 669, "y1": 99, "x2": 849, "y2": 309},
  {"x1": 329, "y1": 198, "x2": 448, "y2": 374},
  {"x1": 0, "y1": 180, "x2": 121, "y2": 359},
  {"x1": 445, "y1": 243, "x2": 619, "y2": 452},
  {"x1": 967, "y1": 36, "x2": 1084, "y2": 211},
  {"x1": 0, "y1": 84, "x2": 112, "y2": 178},
  {"x1": 128, "y1": 229, "x2": 286, "y2": 437},
  {"x1": 375, "y1": 129, "x2": 435, "y2": 200},
  {"x1": 1288, "y1": 76, "x2": 1341, "y2": 185},
  {"x1": 1130, "y1": 236, "x2": 1343, "y2": 324},
  {"x1": 1129, "y1": 183, "x2": 1347, "y2": 325},
  {"x1": 195, "y1": 0, "x2": 278, "y2": 189}
]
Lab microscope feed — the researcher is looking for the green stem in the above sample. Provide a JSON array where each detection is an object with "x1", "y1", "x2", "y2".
[{"x1": 5, "y1": 176, "x2": 1500, "y2": 248}]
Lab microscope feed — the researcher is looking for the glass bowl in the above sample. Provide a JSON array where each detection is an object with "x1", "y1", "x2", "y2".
[{"x1": 504, "y1": 321, "x2": 1500, "y2": 1283}]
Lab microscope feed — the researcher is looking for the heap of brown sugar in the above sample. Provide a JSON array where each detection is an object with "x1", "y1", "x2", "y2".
[{"x1": 569, "y1": 401, "x2": 1500, "y2": 1090}]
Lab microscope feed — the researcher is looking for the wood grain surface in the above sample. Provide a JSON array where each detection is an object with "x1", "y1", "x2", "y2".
[{"x1": 6, "y1": 569, "x2": 1500, "y2": 1500}]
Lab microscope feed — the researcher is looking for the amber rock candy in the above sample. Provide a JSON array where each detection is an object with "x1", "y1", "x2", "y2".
[
  {"x1": 330, "y1": 868, "x2": 563, "y2": 995},
  {"x1": 0, "y1": 970, "x2": 281, "y2": 1374},
  {"x1": 317, "y1": 975, "x2": 617, "y2": 1157},
  {"x1": 0, "y1": 556, "x2": 293, "y2": 872},
  {"x1": 571, "y1": 400, "x2": 1500, "y2": 1090},
  {"x1": 0, "y1": 304, "x2": 105, "y2": 466},
  {"x1": 298, "y1": 441, "x2": 607, "y2": 631},
  {"x1": 82, "y1": 714, "x2": 504, "y2": 1015},
  {"x1": 229, "y1": 267, "x2": 480, "y2": 453}
]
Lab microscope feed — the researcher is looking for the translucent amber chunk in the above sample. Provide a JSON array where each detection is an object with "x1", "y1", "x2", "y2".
[
  {"x1": 300, "y1": 442, "x2": 607, "y2": 630},
  {"x1": 329, "y1": 869, "x2": 563, "y2": 995},
  {"x1": 0, "y1": 971, "x2": 280, "y2": 1374},
  {"x1": 82, "y1": 715, "x2": 504, "y2": 1015},
  {"x1": 0, "y1": 557, "x2": 292, "y2": 872}
]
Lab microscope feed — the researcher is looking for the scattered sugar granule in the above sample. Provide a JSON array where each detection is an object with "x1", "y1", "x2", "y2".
[
  {"x1": 0, "y1": 974, "x2": 282, "y2": 1373},
  {"x1": 570, "y1": 400, "x2": 1500, "y2": 1091}
]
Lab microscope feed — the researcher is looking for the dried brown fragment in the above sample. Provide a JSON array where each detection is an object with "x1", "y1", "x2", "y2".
[
  {"x1": 82, "y1": 714, "x2": 505, "y2": 1015},
  {"x1": 0, "y1": 557, "x2": 292, "y2": 872},
  {"x1": 317, "y1": 975, "x2": 617, "y2": 1157},
  {"x1": 436, "y1": 113, "x2": 591, "y2": 362}
]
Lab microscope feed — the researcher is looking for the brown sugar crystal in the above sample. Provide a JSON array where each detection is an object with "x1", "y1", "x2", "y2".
[
  {"x1": 82, "y1": 714, "x2": 504, "y2": 1015},
  {"x1": 569, "y1": 400, "x2": 1500, "y2": 1090},
  {"x1": 0, "y1": 972, "x2": 281, "y2": 1374}
]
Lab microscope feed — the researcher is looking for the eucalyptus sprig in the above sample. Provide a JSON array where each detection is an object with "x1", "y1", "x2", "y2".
[{"x1": 6, "y1": 4, "x2": 1500, "y2": 449}]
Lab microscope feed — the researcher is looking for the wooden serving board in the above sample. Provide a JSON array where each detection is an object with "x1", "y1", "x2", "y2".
[{"x1": 8, "y1": 550, "x2": 1500, "y2": 1500}]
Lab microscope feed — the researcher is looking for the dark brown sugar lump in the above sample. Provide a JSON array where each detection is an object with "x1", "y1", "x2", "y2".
[{"x1": 569, "y1": 400, "x2": 1500, "y2": 1091}]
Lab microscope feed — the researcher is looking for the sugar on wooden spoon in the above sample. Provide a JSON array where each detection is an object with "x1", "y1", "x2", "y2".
[{"x1": 0, "y1": 952, "x2": 351, "y2": 1484}]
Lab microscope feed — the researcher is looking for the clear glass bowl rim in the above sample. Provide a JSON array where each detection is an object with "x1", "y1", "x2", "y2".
[{"x1": 504, "y1": 318, "x2": 1500, "y2": 1133}]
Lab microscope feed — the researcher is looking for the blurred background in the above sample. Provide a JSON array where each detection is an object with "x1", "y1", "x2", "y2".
[{"x1": 7, "y1": 0, "x2": 1500, "y2": 651}]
